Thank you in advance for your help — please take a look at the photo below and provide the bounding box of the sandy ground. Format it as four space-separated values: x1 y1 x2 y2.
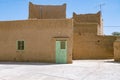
0 59 120 80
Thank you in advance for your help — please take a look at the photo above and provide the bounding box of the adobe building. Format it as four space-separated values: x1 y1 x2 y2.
73 12 116 59
0 2 119 63
0 2 73 64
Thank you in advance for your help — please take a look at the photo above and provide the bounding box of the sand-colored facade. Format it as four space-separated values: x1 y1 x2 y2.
114 37 120 61
0 19 73 63
0 2 119 63
73 34 116 59
73 12 116 59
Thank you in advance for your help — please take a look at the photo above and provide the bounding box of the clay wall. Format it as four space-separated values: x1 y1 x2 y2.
73 12 103 35
114 37 120 61
0 19 73 63
29 2 66 19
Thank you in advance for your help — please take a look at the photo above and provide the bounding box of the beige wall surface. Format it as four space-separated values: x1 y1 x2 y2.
0 19 73 63
114 37 120 61
29 2 66 19
73 34 116 59
74 23 98 35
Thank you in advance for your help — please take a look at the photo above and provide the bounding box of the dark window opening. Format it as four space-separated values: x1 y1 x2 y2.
60 41 66 49
17 41 24 50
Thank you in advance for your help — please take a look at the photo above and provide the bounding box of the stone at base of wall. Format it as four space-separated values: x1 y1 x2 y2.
114 59 120 62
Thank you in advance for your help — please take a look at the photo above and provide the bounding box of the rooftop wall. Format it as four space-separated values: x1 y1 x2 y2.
73 11 101 24
73 12 103 35
29 2 66 19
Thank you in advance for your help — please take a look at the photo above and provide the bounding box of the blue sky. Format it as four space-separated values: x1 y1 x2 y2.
0 0 120 35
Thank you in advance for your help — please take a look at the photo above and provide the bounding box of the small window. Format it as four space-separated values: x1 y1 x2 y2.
60 41 66 49
17 41 24 50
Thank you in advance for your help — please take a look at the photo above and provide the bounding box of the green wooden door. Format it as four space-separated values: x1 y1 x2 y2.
56 40 67 64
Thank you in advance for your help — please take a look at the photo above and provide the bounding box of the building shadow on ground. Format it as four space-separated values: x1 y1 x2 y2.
104 60 120 64
0 62 56 66
0 61 68 66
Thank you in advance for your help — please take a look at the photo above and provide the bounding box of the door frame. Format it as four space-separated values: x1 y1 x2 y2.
53 37 69 63
55 40 67 64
